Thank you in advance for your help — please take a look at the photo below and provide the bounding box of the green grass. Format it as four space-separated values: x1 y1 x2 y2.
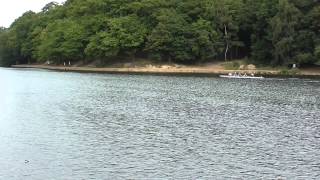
223 61 240 70
279 68 300 76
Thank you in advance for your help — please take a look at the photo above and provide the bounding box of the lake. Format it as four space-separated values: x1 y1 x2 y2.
0 68 319 179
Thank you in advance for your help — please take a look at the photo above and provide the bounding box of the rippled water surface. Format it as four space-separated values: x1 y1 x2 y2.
0 68 320 179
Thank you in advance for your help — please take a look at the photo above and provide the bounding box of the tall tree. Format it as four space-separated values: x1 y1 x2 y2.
270 0 301 65
36 19 86 63
85 15 147 61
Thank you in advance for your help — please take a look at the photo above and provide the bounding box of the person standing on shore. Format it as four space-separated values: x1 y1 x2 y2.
63 61 66 71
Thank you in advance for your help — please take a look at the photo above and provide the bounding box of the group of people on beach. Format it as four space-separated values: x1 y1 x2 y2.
62 61 71 70
63 61 71 66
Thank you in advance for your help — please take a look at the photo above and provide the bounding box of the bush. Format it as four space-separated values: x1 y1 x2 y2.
315 46 320 63
294 53 315 65
280 68 300 75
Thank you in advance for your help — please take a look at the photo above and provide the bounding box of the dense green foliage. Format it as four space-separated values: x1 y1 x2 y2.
0 0 319 67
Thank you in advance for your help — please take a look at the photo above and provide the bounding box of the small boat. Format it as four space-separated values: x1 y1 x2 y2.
219 73 264 79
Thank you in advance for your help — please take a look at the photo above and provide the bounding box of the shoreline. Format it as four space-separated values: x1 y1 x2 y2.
11 64 320 78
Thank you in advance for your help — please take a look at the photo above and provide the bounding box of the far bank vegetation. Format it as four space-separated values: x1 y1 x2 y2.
0 0 320 68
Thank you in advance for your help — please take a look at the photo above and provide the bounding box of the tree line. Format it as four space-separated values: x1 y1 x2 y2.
0 0 319 67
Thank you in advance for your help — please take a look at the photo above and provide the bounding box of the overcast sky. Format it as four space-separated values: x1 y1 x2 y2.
0 0 65 27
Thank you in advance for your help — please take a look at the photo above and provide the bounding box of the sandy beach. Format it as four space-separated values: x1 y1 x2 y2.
11 64 320 77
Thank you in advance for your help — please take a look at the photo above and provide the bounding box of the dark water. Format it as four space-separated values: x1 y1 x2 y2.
0 68 320 179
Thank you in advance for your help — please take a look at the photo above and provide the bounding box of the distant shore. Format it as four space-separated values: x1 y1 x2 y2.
11 64 320 78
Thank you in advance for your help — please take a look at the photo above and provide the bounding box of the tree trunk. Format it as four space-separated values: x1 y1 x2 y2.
224 24 229 61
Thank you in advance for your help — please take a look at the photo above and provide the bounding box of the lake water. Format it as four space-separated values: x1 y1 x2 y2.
0 68 319 179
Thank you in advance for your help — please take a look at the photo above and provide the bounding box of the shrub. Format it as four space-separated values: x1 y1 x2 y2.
280 68 300 75
294 53 315 65
315 46 320 63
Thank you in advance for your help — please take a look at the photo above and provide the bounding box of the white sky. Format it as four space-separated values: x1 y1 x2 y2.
0 0 65 27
